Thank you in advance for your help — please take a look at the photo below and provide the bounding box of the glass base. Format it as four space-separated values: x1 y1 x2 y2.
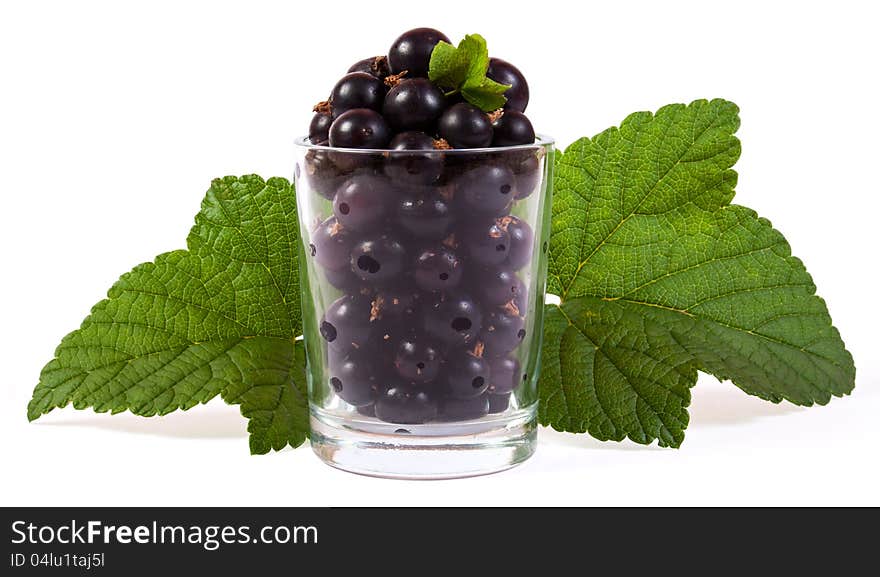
309 404 538 480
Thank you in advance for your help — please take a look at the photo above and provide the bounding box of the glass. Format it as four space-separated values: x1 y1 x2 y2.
293 135 554 479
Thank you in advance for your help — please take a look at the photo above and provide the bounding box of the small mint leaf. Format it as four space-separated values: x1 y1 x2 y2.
458 34 490 81
428 41 468 91
461 75 511 111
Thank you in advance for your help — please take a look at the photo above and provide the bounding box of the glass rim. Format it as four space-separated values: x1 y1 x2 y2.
293 134 554 155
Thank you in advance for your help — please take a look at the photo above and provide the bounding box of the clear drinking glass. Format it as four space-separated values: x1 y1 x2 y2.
293 135 554 479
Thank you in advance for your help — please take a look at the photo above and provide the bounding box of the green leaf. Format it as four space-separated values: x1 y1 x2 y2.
542 99 855 446
28 175 308 454
461 75 511 112
428 33 510 111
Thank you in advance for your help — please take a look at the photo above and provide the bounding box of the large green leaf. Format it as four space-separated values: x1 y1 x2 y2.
541 99 855 446
28 175 307 453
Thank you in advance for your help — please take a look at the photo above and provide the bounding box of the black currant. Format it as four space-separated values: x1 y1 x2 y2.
329 108 391 149
324 266 361 291
310 216 354 271
486 57 529 112
302 147 345 200
480 308 525 357
396 191 454 240
423 292 482 346
438 103 493 149
475 267 526 308
442 347 490 398
383 131 444 185
320 294 374 352
463 219 510 267
309 112 332 144
413 245 463 292
375 383 438 424
491 110 535 147
350 234 406 284
487 356 521 394
499 216 533 270
333 174 395 232
509 152 541 200
387 27 450 77
394 337 441 383
454 163 515 216
383 78 446 132
328 350 379 406
487 392 511 414
348 56 390 79
437 395 489 421
330 72 386 116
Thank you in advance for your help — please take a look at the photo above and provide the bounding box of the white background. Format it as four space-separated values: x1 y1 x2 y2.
1 0 878 506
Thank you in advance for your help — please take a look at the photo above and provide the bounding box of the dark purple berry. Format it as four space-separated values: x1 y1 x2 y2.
333 175 395 232
394 337 441 383
423 292 482 346
383 131 444 185
442 347 490 398
487 356 521 394
463 219 510 267
321 294 374 351
487 392 511 413
383 79 446 132
476 267 526 307
302 148 345 200
330 72 386 116
510 152 541 200
375 383 438 424
491 110 535 146
387 27 450 77
438 103 493 149
414 245 463 292
397 191 453 240
370 286 418 321
328 350 379 406
311 216 354 271
309 113 333 144
499 216 533 270
486 58 529 112
437 395 489 421
454 163 515 216
350 234 406 283
324 266 362 291
480 308 525 357
329 108 391 149
348 56 389 79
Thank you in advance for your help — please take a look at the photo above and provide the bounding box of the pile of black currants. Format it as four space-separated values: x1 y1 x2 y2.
301 28 541 425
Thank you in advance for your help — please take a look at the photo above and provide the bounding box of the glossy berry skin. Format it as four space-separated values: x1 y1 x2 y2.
487 356 521 394
370 286 418 321
329 108 391 149
423 292 482 346
510 153 541 200
383 79 446 132
491 110 535 146
320 294 374 352
414 245 463 292
455 164 515 216
333 175 394 232
328 351 378 406
463 219 510 267
397 191 453 240
310 216 353 271
438 103 493 149
394 337 441 383
501 216 533 270
348 56 389 78
442 348 490 398
487 392 511 414
480 309 526 357
350 234 406 284
309 113 332 144
383 131 444 185
375 383 438 424
302 148 345 200
476 267 526 308
437 395 489 421
330 72 386 116
387 27 450 77
486 57 529 112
